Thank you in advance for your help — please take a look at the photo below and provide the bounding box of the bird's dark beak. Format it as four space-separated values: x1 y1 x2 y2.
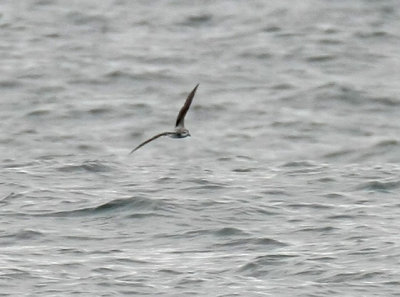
188 133 191 137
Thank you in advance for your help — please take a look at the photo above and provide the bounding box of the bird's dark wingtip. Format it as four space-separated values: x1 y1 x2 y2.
190 83 199 96
190 84 199 92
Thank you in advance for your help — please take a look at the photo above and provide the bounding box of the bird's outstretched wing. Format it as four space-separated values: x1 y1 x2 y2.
175 84 199 128
129 132 175 154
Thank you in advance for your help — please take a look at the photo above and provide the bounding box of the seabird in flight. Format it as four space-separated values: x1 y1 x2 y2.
129 84 199 154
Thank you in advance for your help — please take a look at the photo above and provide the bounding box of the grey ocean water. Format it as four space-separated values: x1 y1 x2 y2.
1 0 400 296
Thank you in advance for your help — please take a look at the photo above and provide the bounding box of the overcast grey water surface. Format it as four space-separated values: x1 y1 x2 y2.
1 0 400 296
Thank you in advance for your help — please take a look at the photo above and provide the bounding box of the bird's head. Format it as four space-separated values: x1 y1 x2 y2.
181 129 190 137
175 127 191 138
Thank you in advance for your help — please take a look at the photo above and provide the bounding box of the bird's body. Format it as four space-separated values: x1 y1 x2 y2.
129 84 199 154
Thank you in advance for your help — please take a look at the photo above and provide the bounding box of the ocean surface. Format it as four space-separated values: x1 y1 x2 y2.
1 0 400 296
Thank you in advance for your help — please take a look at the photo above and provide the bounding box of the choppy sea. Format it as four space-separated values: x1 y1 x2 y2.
1 0 400 296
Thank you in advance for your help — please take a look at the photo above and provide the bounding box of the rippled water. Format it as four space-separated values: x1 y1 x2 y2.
1 0 400 296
